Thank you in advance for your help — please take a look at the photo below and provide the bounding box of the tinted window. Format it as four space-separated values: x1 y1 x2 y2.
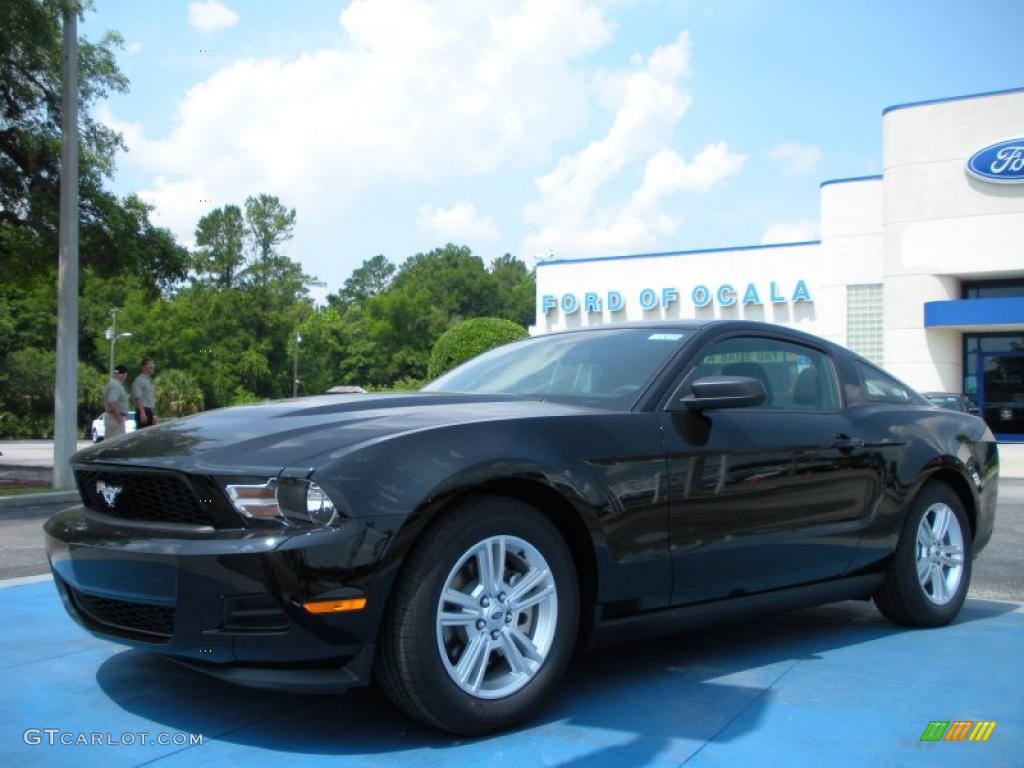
425 328 692 405
855 361 915 404
688 336 839 410
962 279 1024 300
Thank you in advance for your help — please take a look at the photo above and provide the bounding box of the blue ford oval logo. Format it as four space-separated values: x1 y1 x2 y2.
966 138 1024 184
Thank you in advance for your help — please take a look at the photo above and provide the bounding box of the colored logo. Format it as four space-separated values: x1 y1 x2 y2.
966 138 1024 184
96 480 123 508
920 720 997 742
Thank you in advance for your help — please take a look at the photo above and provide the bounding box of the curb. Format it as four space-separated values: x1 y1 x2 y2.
0 574 52 588
0 491 79 510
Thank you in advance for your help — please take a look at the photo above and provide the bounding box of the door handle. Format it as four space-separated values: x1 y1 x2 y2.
831 434 865 450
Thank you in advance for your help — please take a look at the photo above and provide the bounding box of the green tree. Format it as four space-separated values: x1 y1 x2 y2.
326 254 395 310
156 369 204 417
489 253 536 326
193 205 246 289
293 307 347 395
390 244 500 320
244 193 296 287
331 288 448 386
77 362 106 424
0 0 187 290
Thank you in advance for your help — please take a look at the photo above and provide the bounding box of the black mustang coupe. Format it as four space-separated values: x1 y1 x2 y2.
45 321 998 734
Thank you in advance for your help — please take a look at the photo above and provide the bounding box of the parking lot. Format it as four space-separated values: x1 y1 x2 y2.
1 579 1020 767
1 444 1022 766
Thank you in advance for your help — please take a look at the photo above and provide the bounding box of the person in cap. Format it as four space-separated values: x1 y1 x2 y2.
103 364 131 439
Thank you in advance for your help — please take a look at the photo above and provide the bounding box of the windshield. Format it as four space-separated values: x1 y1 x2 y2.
423 328 693 406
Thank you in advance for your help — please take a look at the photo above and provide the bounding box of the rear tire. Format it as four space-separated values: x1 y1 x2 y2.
874 483 971 627
375 496 579 735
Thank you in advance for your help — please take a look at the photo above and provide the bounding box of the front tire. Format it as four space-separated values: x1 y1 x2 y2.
874 483 972 627
375 496 579 735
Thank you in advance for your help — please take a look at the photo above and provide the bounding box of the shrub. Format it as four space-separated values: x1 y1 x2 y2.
427 318 527 380
364 377 424 393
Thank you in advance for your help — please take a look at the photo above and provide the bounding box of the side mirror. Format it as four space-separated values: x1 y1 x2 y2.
677 376 766 411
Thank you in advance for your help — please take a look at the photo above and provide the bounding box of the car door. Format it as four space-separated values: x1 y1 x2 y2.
658 332 881 605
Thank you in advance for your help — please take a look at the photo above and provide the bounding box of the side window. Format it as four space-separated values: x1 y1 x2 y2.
854 361 913 404
690 336 839 411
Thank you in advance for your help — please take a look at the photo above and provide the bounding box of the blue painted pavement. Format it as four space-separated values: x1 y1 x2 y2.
1 579 1021 767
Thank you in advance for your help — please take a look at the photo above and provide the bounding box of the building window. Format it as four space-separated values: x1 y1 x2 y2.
846 284 883 364
962 279 1024 300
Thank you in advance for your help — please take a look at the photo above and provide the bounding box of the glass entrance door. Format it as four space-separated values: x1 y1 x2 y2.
980 352 1024 439
964 333 1024 441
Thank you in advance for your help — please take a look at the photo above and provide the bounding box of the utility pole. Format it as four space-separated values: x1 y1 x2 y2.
107 308 118 377
105 308 132 377
292 332 302 397
53 1 79 490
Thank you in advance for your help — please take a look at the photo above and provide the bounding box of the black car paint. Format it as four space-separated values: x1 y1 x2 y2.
44 320 998 692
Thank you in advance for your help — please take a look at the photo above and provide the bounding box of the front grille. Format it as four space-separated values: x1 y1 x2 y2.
76 469 214 526
69 586 174 643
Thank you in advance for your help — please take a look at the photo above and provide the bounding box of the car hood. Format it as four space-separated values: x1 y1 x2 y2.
73 393 596 474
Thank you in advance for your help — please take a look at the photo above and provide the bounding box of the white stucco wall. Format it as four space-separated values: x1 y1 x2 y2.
818 178 885 347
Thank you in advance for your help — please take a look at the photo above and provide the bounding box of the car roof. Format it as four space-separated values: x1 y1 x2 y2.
540 319 845 350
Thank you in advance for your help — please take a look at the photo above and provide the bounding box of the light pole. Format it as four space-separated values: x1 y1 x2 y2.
106 308 132 377
293 332 302 397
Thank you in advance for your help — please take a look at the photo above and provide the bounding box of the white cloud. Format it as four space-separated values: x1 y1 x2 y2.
125 42 143 55
107 0 612 257
418 202 499 242
760 219 820 244
188 1 239 31
106 3 752 283
522 31 745 260
631 143 747 210
768 142 822 174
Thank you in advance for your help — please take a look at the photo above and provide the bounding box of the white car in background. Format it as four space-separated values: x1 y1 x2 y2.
90 411 137 442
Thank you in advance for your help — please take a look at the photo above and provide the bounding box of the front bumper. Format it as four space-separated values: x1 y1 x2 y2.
44 505 402 693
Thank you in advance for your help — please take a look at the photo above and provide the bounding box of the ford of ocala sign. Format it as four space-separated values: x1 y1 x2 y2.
966 138 1024 184
541 280 812 316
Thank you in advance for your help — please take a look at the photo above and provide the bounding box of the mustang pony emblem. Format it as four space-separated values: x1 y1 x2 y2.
96 481 123 508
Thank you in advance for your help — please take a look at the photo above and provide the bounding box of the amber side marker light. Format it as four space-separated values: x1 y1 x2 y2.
302 597 367 614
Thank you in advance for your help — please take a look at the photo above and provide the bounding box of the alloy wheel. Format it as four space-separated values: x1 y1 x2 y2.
435 534 558 699
915 502 965 605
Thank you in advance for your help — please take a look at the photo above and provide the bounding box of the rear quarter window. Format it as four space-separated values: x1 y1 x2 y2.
853 361 921 405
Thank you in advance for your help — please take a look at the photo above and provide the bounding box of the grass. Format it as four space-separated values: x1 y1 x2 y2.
0 485 54 497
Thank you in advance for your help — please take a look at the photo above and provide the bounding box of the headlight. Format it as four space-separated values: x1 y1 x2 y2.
303 482 337 526
225 478 339 527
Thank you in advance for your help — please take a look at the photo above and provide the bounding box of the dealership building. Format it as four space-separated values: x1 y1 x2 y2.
534 87 1024 441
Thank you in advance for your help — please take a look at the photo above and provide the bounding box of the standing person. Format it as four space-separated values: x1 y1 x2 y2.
103 364 131 439
132 356 157 428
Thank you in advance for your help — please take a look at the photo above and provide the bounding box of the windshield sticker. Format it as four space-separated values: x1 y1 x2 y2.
648 333 684 341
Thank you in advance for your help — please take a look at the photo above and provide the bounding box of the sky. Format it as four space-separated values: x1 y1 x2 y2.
81 0 1024 302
